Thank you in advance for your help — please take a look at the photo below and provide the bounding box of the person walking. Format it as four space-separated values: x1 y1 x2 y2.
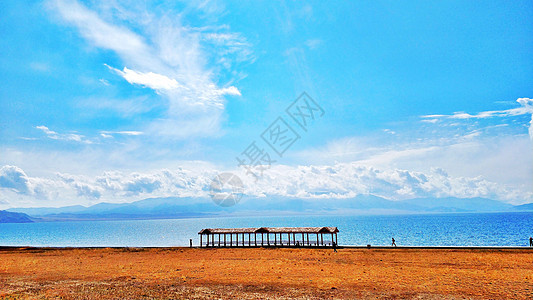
332 241 338 252
529 237 533 247
392 237 397 247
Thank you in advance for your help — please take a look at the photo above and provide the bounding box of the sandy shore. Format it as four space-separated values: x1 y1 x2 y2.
1 247 532 299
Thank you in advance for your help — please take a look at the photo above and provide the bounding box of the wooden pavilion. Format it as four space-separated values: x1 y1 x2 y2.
198 227 339 248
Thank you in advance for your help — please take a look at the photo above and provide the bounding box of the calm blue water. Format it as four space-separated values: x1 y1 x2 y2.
0 212 532 247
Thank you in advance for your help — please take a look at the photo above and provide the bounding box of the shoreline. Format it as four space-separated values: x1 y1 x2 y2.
2 245 533 250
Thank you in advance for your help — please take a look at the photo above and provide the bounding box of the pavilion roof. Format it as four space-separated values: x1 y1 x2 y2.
198 227 339 234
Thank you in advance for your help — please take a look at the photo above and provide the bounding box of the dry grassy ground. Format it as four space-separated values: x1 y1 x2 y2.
0 247 532 299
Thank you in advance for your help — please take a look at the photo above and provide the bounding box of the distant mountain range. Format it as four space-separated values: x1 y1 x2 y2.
3 195 532 223
0 210 34 223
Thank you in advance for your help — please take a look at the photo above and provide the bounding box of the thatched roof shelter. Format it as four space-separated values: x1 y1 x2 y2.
198 227 339 248
198 227 338 234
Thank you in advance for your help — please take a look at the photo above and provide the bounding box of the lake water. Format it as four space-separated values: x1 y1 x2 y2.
1 212 532 247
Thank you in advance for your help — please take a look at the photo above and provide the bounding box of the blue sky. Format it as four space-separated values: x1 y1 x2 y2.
0 0 532 208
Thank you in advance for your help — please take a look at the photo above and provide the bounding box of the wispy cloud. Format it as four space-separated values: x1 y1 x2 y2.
100 130 144 138
422 98 533 120
47 0 150 62
77 95 158 118
35 126 143 144
305 39 322 50
421 98 533 140
35 125 90 143
47 0 251 138
202 31 255 66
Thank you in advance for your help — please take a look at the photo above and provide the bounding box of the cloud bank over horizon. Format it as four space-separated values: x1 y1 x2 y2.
1 162 530 209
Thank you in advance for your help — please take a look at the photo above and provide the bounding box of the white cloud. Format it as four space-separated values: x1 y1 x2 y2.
216 86 241 96
294 121 532 194
35 125 89 143
47 0 152 64
100 130 144 137
202 32 255 64
0 165 32 194
305 39 322 50
421 98 533 140
106 65 181 91
99 78 110 86
57 173 102 199
242 163 532 203
1 161 531 209
421 98 533 120
47 0 249 138
34 126 143 145
0 166 53 201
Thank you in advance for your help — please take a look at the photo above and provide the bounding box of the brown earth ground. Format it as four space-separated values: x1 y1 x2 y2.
0 247 532 299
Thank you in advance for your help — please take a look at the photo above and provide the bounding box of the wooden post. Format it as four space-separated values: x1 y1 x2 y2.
316 233 319 246
274 233 277 246
248 233 251 247
306 233 309 246
331 233 334 246
236 233 239 247
267 233 270 246
230 234 232 247
261 233 264 246
288 232 291 246
242 233 244 246
335 233 338 245
200 234 202 248
224 234 226 247
302 233 304 246
321 233 324 246
254 233 257 246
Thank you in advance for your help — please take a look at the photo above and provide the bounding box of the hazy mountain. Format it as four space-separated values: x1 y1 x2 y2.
6 195 529 222
10 197 222 221
401 197 514 212
0 210 34 223
7 205 87 216
513 203 533 211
